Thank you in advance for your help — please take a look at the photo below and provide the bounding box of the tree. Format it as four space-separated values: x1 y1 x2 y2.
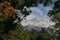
48 0 60 40
29 28 54 40
0 1 30 40
0 0 56 40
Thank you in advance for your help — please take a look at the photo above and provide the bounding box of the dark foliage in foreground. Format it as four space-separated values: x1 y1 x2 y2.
0 0 60 40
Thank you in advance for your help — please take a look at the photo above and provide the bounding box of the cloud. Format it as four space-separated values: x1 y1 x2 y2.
30 7 47 18
21 14 55 28
30 4 53 18
30 7 43 16
21 4 55 30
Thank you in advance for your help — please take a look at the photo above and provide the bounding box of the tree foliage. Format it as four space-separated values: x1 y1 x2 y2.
0 1 30 40
48 0 60 40
0 0 60 40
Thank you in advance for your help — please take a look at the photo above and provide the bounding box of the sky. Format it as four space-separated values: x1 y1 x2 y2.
30 4 53 18
21 3 56 29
